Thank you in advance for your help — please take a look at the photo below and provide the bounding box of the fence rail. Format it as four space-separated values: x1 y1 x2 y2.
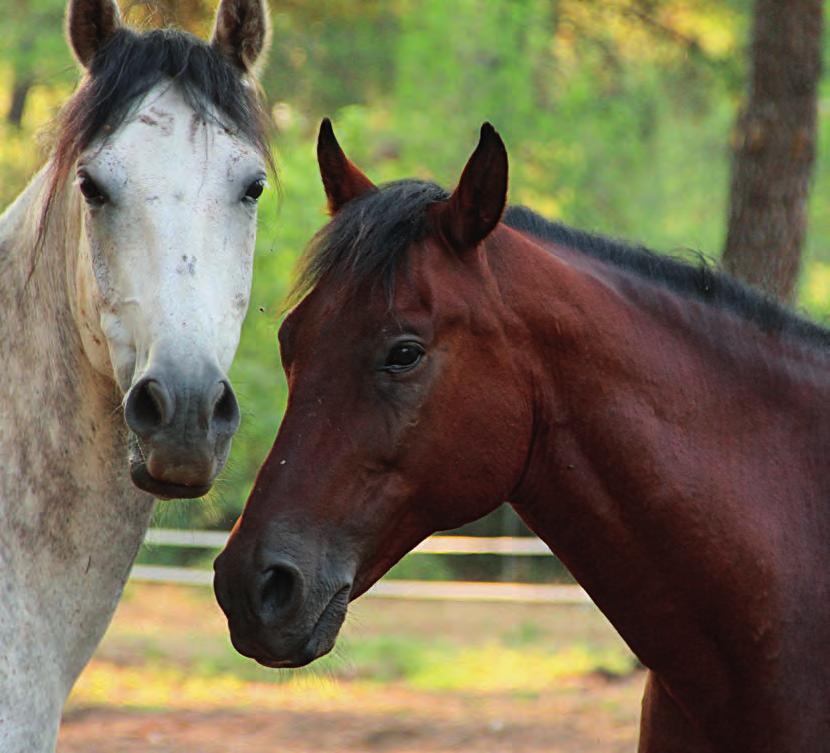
133 528 592 605
143 528 552 555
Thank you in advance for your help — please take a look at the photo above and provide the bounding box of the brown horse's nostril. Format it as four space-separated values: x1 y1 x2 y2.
258 562 304 623
124 377 174 437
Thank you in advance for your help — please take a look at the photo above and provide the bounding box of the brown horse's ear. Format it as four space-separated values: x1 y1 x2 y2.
438 123 508 252
317 118 376 214
66 0 121 69
211 0 271 74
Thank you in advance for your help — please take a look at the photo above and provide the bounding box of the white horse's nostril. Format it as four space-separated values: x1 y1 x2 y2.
124 377 176 438
146 380 174 425
209 379 240 434
208 380 226 413
125 377 175 436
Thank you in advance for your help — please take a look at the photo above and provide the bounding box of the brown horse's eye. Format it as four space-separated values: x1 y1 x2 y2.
383 342 424 373
78 172 108 205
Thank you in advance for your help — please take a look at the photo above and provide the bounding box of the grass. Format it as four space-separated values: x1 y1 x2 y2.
66 583 637 712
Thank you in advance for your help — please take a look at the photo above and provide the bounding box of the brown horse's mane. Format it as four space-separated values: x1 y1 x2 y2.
292 180 449 305
293 179 830 350
39 26 273 242
504 204 830 349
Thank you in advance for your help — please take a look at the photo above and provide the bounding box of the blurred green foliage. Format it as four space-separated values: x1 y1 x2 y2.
2 1 829 560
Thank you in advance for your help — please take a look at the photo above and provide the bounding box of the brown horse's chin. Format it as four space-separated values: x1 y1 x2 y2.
229 585 350 669
129 461 212 500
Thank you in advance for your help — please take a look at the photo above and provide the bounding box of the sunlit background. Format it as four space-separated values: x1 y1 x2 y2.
2 1 829 750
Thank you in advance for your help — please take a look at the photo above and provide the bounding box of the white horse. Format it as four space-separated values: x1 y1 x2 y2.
0 0 271 749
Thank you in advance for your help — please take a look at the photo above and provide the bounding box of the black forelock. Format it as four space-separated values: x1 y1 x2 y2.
290 180 449 303
81 27 269 155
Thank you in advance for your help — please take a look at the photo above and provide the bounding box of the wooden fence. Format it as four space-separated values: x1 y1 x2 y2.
132 529 592 605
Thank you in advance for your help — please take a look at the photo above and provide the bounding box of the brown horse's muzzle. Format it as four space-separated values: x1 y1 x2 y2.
213 528 354 667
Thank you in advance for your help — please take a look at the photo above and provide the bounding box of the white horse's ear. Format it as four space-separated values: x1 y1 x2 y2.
211 0 271 75
66 0 121 70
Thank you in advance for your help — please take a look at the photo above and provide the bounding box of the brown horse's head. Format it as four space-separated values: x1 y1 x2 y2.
214 121 533 667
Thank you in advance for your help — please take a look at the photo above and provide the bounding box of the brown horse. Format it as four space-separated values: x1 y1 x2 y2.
214 120 830 752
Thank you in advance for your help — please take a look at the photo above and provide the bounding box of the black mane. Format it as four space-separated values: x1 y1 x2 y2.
41 26 272 235
294 179 829 349
293 180 449 302
504 205 830 348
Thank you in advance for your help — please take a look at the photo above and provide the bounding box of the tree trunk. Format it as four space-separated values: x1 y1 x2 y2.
722 0 823 303
6 75 33 129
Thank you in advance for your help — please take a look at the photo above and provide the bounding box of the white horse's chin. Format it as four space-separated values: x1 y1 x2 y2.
126 433 218 500
129 461 213 499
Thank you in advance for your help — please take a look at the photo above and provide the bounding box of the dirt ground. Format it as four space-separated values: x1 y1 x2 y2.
59 675 644 753
57 584 645 752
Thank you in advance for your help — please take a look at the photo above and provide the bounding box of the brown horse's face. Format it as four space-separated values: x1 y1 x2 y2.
214 122 531 667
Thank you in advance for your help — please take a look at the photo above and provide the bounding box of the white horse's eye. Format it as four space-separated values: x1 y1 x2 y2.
78 172 109 206
243 178 265 203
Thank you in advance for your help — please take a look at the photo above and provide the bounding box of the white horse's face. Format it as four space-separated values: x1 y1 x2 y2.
56 0 271 500
75 84 265 498
77 84 263 388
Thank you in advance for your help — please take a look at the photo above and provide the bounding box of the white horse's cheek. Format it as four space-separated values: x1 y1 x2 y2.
85 229 119 306
210 223 256 372
212 280 249 372
76 249 133 389
78 317 112 379
75 236 120 381
215 311 246 372
99 311 137 391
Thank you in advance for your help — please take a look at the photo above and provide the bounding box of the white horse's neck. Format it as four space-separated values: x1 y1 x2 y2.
0 170 155 752
0 0 273 743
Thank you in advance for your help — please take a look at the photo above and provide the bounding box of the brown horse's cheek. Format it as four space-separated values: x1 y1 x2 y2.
403 376 527 530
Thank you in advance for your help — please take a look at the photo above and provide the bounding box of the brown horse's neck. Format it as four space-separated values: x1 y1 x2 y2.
499 228 830 732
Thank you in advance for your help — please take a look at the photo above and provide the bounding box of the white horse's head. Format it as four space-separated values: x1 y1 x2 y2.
49 0 272 498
